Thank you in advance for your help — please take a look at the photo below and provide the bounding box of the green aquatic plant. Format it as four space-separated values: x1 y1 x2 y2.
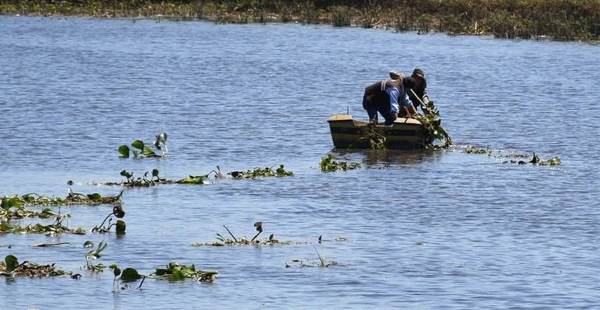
414 100 452 149
0 254 72 277
102 169 164 187
285 235 345 268
352 122 387 150
228 165 294 179
504 152 561 166
176 174 211 184
109 265 145 291
209 166 225 179
285 246 339 268
534 156 561 166
92 205 126 235
97 165 293 187
319 154 361 172
0 207 85 235
194 222 283 246
465 146 492 155
65 188 124 205
109 261 217 289
314 246 328 267
84 240 108 272
118 133 168 158
1 196 55 220
1 190 123 208
152 262 218 282
463 146 561 166
0 221 79 235
104 169 210 186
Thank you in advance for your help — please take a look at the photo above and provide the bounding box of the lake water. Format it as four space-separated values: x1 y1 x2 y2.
1 16 600 309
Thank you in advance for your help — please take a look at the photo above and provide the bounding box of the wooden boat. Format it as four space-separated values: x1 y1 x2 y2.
327 114 427 150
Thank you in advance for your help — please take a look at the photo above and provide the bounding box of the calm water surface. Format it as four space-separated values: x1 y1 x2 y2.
1 16 600 309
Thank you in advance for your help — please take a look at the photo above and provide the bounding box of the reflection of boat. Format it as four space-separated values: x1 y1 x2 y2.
327 114 427 150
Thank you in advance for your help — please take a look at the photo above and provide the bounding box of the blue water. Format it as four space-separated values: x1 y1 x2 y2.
1 16 600 309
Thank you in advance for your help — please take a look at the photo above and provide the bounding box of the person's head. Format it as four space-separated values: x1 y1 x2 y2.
411 68 426 86
403 76 416 89
389 70 404 81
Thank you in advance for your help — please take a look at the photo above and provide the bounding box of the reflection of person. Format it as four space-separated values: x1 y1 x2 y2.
407 68 430 114
362 72 416 125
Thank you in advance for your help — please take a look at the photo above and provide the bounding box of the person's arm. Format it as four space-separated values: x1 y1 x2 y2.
385 87 400 114
419 87 431 114
400 87 417 117
421 88 430 105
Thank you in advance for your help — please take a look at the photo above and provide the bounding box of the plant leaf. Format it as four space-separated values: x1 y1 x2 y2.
143 146 156 156
87 193 102 200
120 268 141 282
131 140 145 151
118 145 130 158
116 220 126 235
4 255 19 272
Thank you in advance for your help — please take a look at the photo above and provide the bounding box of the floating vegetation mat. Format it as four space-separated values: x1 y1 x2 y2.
150 262 218 283
320 154 361 172
0 255 72 277
229 165 294 179
0 220 86 235
193 223 290 246
97 165 294 188
1 203 125 235
1 189 123 208
193 233 287 247
461 145 561 166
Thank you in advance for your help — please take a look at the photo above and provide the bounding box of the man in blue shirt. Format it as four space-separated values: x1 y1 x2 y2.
362 73 416 125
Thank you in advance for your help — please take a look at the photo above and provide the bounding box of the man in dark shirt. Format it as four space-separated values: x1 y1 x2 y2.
406 68 430 115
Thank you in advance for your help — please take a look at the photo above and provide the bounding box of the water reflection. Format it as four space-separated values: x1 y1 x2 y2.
332 148 445 167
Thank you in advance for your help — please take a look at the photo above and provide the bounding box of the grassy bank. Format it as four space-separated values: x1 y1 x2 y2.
1 0 599 41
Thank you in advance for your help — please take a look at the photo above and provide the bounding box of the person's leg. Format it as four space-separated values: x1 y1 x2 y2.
366 108 378 122
381 110 398 126
362 95 378 123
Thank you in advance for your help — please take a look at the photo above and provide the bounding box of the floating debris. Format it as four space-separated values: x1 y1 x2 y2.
285 246 339 268
0 254 72 277
229 165 294 179
151 262 218 282
1 189 123 208
319 154 361 171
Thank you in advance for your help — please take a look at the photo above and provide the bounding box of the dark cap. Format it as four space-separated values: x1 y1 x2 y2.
412 68 425 79
403 76 416 89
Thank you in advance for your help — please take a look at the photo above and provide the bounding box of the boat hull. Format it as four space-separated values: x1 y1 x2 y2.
327 114 426 150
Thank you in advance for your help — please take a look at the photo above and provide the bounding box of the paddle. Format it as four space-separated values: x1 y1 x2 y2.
409 88 427 115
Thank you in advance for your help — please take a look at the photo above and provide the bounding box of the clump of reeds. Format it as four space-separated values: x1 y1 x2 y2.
1 0 598 41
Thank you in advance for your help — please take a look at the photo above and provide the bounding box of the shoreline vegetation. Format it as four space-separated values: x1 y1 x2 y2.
1 0 599 42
